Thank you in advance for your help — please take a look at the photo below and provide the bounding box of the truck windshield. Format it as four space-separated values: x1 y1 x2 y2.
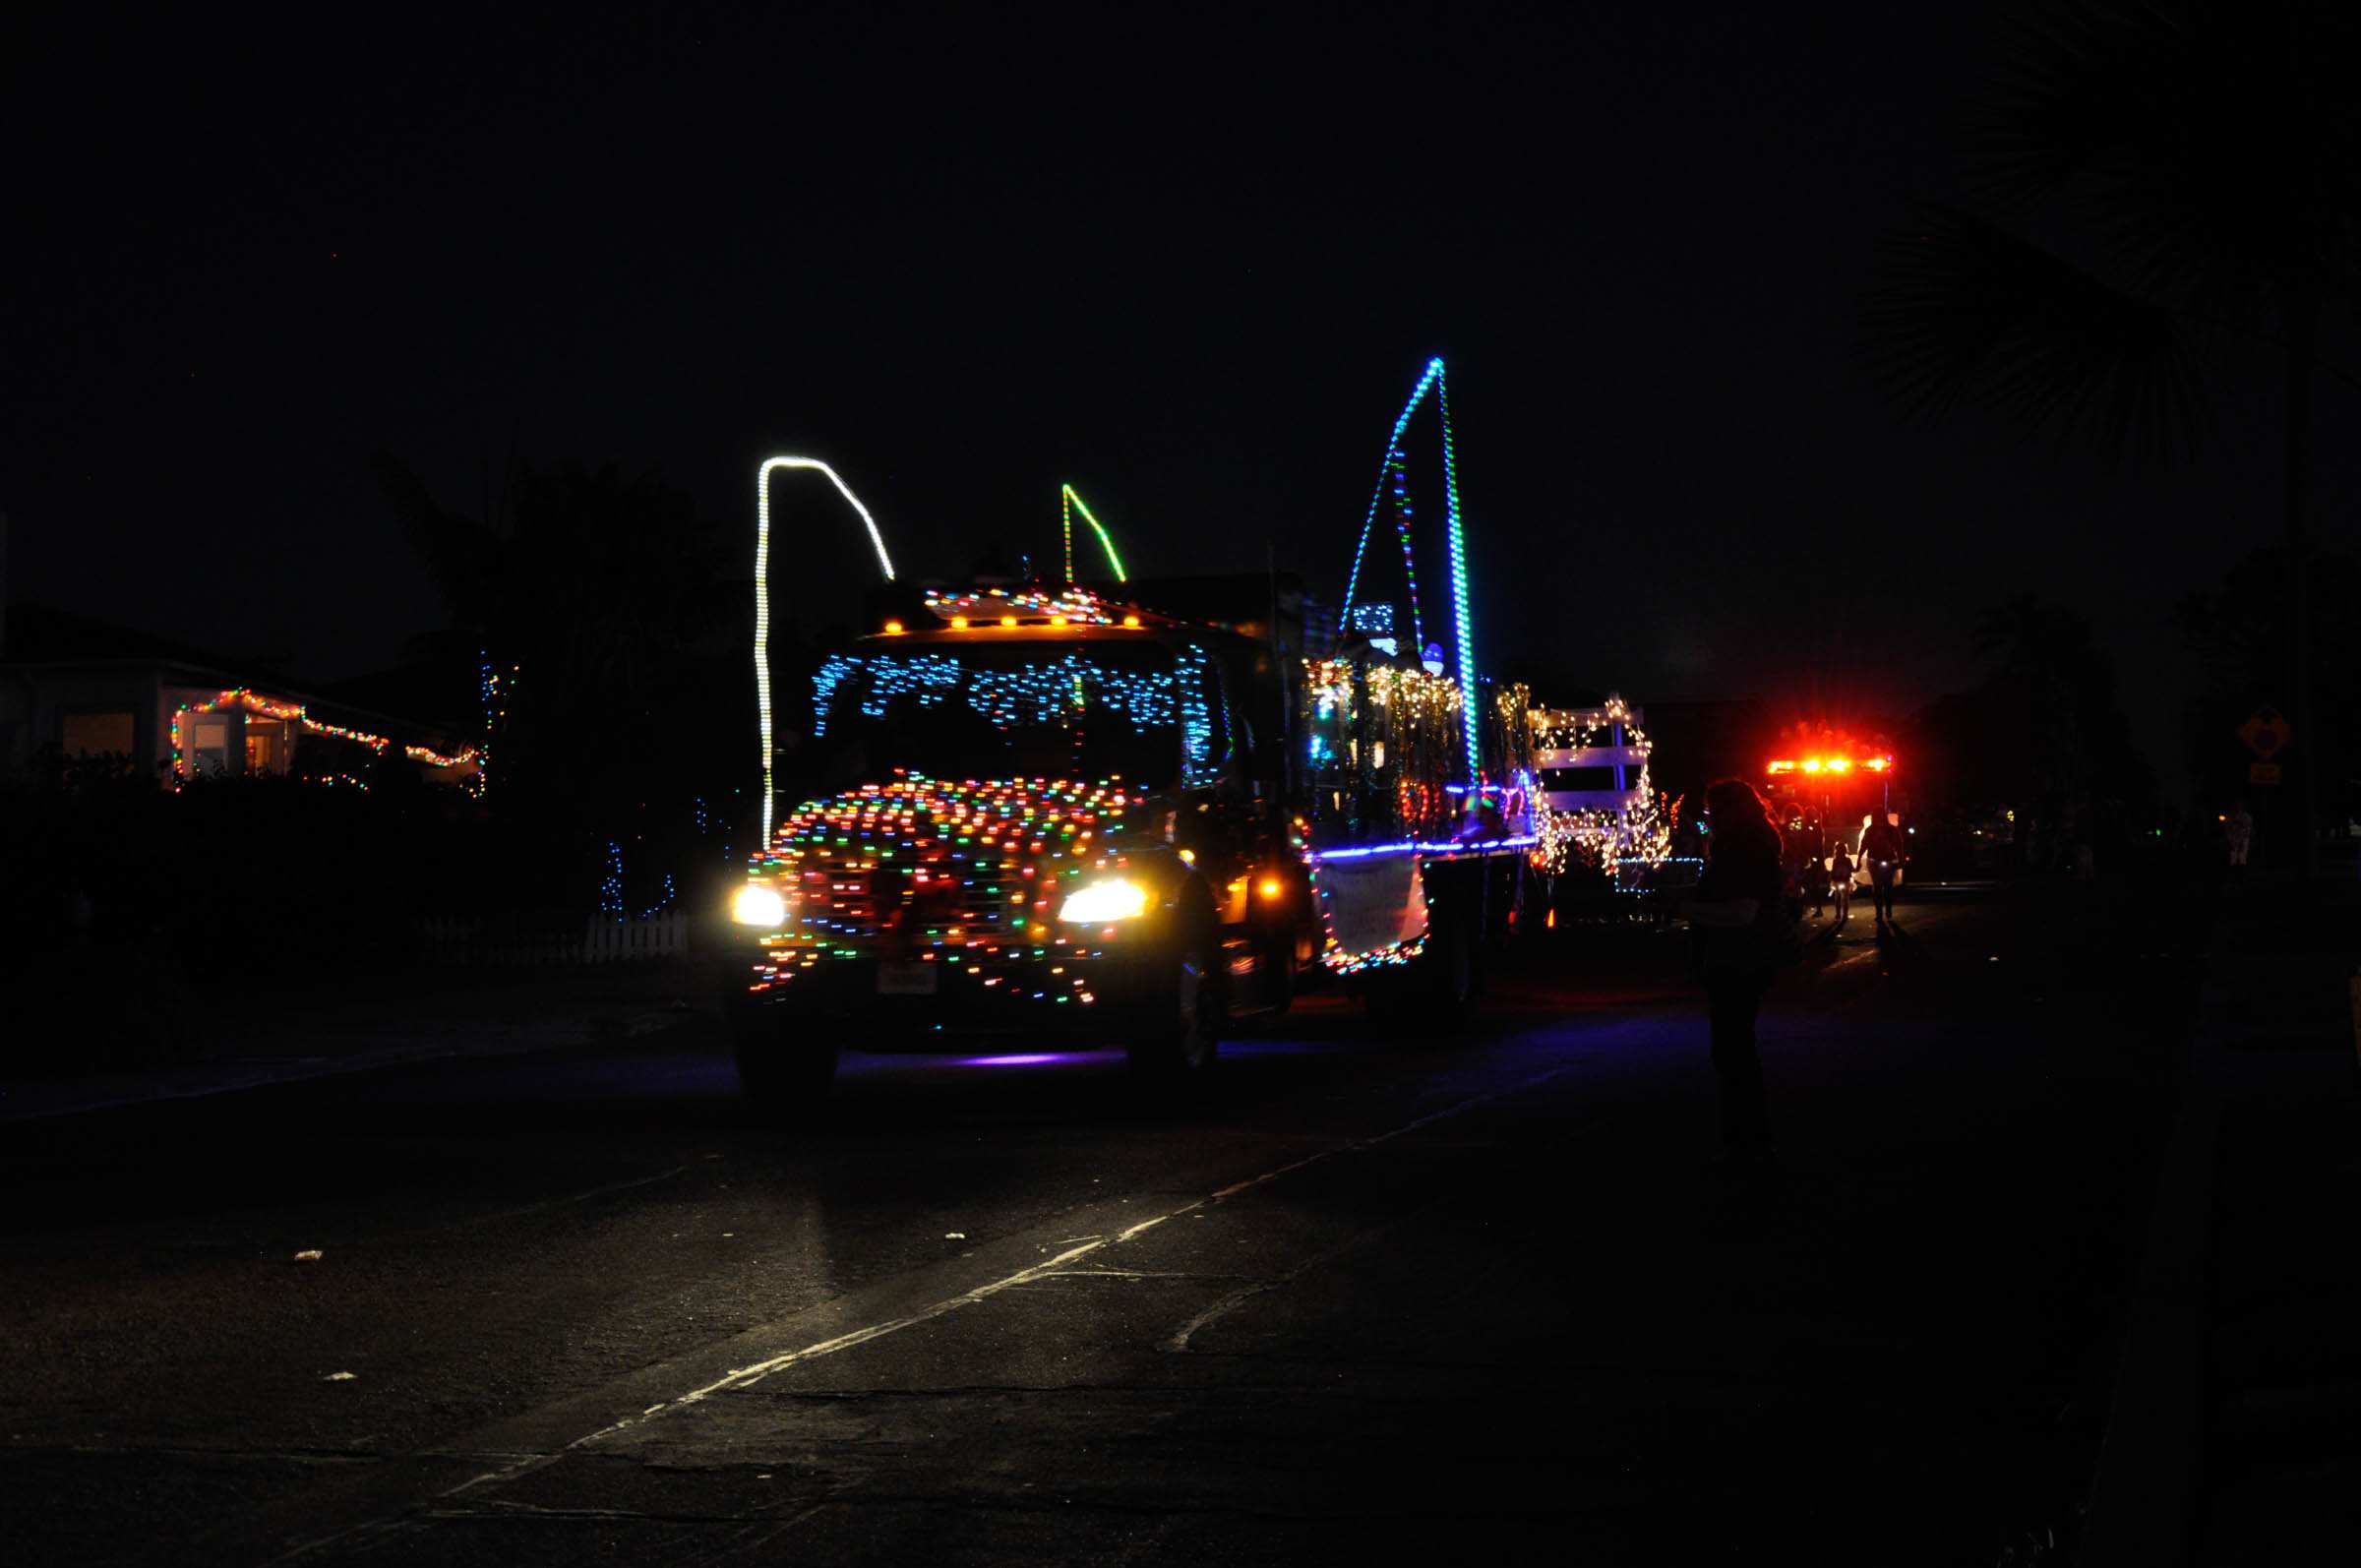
805 639 1222 789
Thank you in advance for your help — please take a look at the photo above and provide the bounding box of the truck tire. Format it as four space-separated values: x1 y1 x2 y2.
1261 937 1296 1016
1127 939 1222 1082
1423 901 1479 1027
733 1016 837 1118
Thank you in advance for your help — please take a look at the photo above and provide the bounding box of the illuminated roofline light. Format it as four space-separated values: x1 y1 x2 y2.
1059 484 1128 582
168 687 480 783
757 455 898 844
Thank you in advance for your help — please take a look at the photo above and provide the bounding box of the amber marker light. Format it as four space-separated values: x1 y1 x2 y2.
1000 615 1018 628
950 616 968 629
883 619 904 634
1258 877 1284 900
1121 614 1141 628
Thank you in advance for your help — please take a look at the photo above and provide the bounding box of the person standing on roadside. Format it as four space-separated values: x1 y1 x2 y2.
2223 800 2254 871
1683 778 1786 1171
1861 809 1906 930
1828 840 1855 927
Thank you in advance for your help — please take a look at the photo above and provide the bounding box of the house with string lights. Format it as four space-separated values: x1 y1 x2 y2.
0 604 480 790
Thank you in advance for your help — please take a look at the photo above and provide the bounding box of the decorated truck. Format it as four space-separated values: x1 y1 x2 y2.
725 359 1536 1108
722 577 1536 1107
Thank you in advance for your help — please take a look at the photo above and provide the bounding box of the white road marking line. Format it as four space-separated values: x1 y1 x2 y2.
1166 1115 1603 1353
269 1061 1579 1561
1038 1267 1262 1281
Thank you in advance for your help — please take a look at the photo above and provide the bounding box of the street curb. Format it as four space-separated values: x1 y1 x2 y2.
2078 888 2323 1567
0 1007 714 1126
2078 1042 2216 1568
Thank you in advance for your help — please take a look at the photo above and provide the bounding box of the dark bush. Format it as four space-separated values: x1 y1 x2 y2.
0 755 495 1073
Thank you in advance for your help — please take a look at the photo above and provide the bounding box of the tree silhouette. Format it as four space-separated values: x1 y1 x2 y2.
2174 545 2361 824
374 452 743 908
1905 596 2153 870
1865 0 2361 866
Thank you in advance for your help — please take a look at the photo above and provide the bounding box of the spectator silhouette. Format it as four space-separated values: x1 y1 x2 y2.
1683 778 1785 1174
1862 811 1906 929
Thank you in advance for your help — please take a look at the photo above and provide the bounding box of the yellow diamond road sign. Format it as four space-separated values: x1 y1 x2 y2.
2238 709 2291 758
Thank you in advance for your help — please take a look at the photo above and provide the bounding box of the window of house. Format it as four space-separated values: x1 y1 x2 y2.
245 719 288 774
183 717 231 775
63 711 136 757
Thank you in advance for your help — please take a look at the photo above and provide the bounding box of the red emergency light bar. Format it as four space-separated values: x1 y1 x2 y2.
1766 755 1892 776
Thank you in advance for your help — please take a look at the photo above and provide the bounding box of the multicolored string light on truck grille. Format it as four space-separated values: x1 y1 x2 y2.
748 773 1148 1007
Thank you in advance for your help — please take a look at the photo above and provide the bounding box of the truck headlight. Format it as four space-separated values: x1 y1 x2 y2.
732 881 790 928
1058 877 1150 924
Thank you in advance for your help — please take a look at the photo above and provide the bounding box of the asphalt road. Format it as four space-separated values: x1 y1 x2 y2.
1 888 2168 1566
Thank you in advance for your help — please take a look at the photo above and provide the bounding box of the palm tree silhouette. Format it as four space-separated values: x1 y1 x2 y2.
1864 1 2361 869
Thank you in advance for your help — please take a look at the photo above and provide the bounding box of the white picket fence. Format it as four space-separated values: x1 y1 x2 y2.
422 911 691 966
581 911 690 963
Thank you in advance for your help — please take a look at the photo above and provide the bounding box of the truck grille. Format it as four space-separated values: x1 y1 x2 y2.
794 847 1014 947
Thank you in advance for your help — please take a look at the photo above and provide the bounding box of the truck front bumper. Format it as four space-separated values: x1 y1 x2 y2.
725 949 1172 1051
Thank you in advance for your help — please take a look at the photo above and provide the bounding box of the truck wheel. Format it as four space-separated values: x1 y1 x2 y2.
1127 941 1221 1081
733 1019 837 1118
1423 905 1479 1027
1261 939 1296 1016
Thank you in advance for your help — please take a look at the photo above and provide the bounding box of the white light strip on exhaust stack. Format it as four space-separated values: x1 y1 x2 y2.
756 456 898 845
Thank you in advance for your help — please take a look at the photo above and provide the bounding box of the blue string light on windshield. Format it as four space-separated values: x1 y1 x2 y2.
812 645 1226 786
1175 643 1217 787
813 649 1188 737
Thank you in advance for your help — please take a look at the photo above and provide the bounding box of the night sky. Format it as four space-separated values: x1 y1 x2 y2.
9 2 2350 801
